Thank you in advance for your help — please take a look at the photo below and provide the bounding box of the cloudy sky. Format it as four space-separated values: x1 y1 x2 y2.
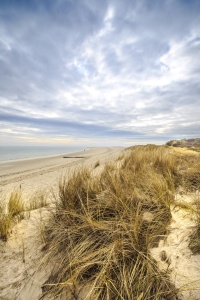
0 0 200 146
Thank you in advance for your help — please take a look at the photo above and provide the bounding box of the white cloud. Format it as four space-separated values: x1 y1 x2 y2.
159 35 200 83
0 0 199 145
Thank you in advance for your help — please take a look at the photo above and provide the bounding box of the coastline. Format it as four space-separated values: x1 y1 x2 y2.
0 145 200 300
0 146 124 299
0 145 86 163
0 147 124 201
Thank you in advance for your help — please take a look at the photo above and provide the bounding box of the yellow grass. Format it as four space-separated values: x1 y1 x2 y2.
28 191 48 210
189 198 200 254
0 190 25 241
41 145 181 299
1 144 199 298
0 189 50 241
94 160 100 168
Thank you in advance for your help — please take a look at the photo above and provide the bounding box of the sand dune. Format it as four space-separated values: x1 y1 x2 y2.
0 146 200 300
0 147 123 300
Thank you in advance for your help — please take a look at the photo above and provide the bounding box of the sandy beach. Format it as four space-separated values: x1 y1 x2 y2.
0 147 123 200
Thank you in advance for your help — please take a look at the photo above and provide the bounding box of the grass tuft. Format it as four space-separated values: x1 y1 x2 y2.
189 199 200 254
41 145 180 299
8 190 25 219
29 192 48 210
94 160 100 168
0 210 12 242
0 190 25 241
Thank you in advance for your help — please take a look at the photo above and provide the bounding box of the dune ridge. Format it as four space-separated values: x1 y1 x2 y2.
0 145 200 300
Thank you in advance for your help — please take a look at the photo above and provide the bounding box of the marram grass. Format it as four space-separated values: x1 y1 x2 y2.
0 190 25 241
0 189 51 242
41 145 181 299
1 145 199 298
189 198 200 254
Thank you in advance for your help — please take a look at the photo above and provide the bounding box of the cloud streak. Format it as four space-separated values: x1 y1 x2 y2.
0 0 200 145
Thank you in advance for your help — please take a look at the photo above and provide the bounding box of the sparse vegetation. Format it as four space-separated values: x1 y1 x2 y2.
189 226 200 254
166 138 200 149
189 199 200 254
0 190 25 241
29 192 48 210
0 188 51 241
8 190 25 219
0 206 12 242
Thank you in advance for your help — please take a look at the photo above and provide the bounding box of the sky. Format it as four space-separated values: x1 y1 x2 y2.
0 0 200 147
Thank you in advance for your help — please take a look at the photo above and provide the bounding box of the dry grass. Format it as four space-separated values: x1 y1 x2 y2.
189 198 200 254
0 189 49 241
94 160 100 168
2 145 199 297
8 190 25 218
173 150 200 191
0 204 12 242
29 192 48 210
189 225 200 254
0 190 25 241
41 145 181 299
172 149 200 254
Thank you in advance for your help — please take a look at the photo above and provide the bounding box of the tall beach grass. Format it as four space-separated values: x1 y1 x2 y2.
0 190 25 241
41 145 183 299
1 144 199 299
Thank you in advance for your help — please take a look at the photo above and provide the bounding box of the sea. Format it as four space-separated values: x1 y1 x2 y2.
0 145 85 162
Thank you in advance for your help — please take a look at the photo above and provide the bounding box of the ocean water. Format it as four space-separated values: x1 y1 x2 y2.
0 145 85 162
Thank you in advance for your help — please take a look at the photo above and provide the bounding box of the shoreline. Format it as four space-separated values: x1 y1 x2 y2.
0 145 200 300
0 147 89 165
0 147 124 200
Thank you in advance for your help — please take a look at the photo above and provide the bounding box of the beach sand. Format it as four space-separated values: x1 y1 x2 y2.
0 147 123 200
0 147 124 300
